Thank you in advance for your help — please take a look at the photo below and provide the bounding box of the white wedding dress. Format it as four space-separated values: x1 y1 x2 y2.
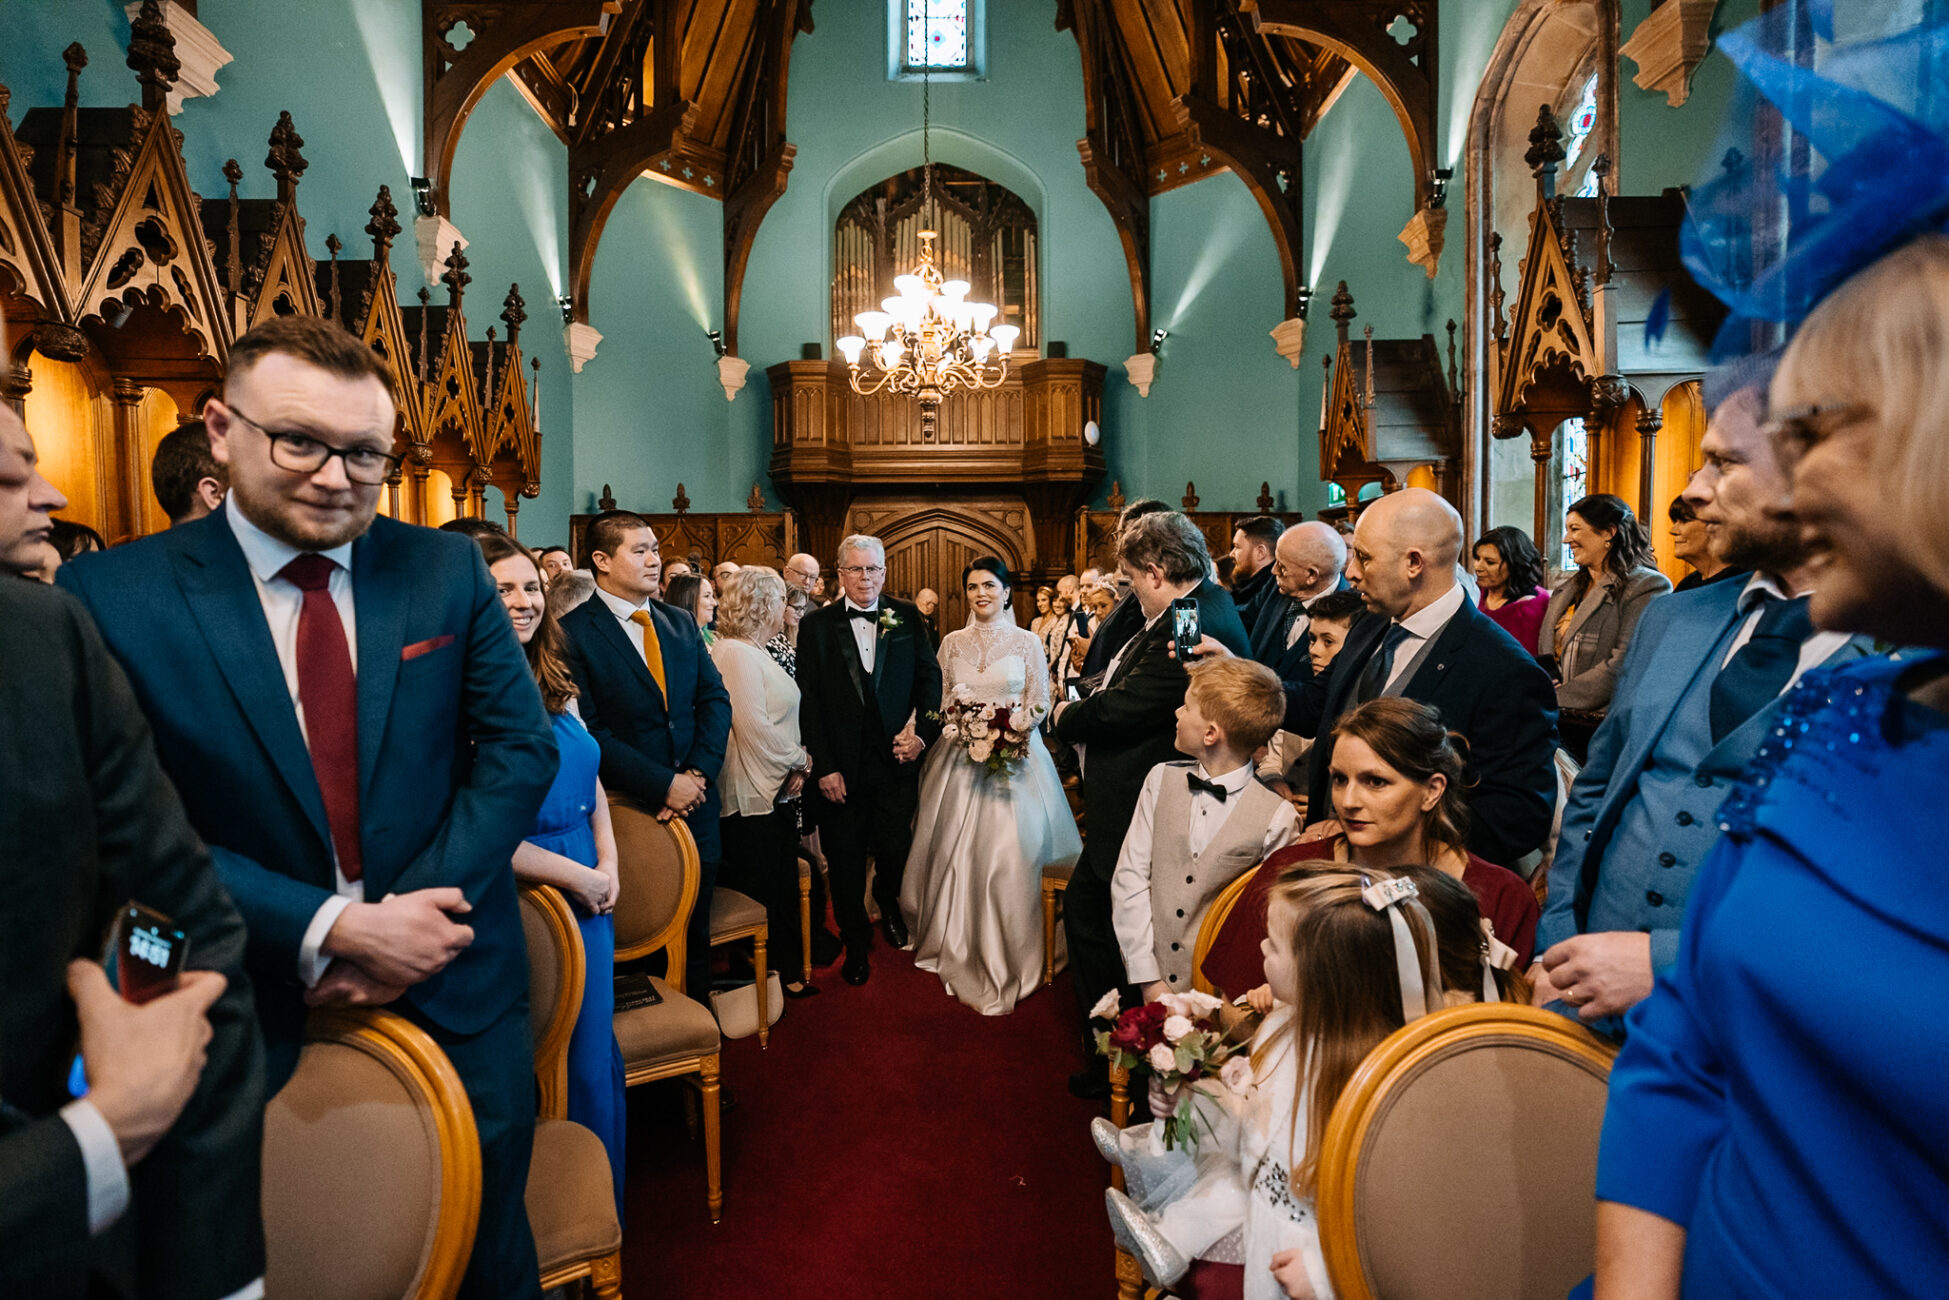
900 618 1082 1015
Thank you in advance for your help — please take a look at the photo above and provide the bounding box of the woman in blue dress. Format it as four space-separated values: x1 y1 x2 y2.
476 532 627 1214
1593 233 1949 1293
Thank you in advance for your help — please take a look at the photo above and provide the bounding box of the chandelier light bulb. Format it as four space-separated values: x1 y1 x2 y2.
941 279 970 300
972 303 998 332
854 310 892 341
990 324 1020 354
837 336 865 366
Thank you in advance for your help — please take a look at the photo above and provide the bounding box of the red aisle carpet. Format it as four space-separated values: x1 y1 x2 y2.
620 943 1116 1299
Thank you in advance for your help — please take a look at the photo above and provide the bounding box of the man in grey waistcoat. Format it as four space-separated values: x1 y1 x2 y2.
1533 365 1876 1036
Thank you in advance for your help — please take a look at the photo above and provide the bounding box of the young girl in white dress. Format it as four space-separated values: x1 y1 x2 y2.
899 557 1083 1015
1095 864 1524 1299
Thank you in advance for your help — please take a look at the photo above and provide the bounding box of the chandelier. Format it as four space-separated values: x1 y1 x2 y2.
835 9 1016 439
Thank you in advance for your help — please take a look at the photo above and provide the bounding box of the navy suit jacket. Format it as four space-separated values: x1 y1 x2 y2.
559 594 732 861
1306 593 1560 867
60 512 557 1075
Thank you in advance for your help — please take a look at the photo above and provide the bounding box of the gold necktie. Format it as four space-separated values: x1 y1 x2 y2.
628 610 668 698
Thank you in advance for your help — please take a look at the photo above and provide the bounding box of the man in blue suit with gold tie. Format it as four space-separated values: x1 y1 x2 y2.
61 316 557 1299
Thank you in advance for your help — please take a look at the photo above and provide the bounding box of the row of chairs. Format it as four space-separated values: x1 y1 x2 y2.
1102 869 1617 1300
256 797 755 1298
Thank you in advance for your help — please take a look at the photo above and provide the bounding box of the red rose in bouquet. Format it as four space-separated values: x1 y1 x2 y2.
1105 1000 1171 1055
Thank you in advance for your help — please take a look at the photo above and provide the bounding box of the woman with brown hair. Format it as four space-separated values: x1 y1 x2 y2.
1538 493 1671 712
1199 697 1538 1002
473 531 626 1212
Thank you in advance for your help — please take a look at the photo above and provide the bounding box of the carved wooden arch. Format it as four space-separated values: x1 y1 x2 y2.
1060 0 1152 355
1172 95 1306 320
872 505 1029 571
722 0 813 354
565 99 698 324
0 95 74 328
1250 1 1441 214
421 1 620 216
1494 190 1602 440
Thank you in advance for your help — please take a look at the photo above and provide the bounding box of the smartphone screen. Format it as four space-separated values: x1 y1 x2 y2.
110 903 188 1006
1171 596 1202 662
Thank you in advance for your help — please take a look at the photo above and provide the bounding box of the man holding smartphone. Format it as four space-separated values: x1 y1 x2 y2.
1051 511 1248 1098
2 384 264 1299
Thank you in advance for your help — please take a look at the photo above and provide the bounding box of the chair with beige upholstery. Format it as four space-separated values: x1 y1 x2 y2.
1040 862 1072 986
609 796 726 1222
262 1009 480 1300
518 883 624 1298
1316 1003 1618 1300
708 884 771 1047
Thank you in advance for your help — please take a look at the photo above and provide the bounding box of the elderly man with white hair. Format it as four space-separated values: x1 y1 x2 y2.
1305 488 1560 869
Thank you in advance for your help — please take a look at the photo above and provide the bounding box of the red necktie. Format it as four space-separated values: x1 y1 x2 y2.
280 554 363 882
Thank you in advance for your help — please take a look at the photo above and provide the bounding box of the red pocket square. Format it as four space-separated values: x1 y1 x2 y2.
401 635 456 661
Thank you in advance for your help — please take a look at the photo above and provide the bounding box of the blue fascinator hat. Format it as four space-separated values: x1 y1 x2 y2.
1683 3 1949 361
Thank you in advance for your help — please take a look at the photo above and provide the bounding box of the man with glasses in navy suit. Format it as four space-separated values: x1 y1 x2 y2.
61 315 557 1300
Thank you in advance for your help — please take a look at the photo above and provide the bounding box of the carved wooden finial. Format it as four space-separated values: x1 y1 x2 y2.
62 42 87 96
747 484 765 512
1330 280 1356 344
366 184 401 258
1107 480 1126 513
1526 104 1565 198
1181 481 1199 510
482 327 499 411
500 283 527 346
266 111 308 201
1592 154 1616 286
1446 319 1459 396
1257 482 1275 513
1488 232 1508 344
58 44 87 208
441 244 470 313
672 484 691 514
324 233 343 325
126 0 180 115
416 286 432 385
221 159 243 298
598 484 617 511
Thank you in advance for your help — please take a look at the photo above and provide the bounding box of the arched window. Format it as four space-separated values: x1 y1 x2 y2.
833 164 1038 350
1554 417 1589 570
1563 75 1603 198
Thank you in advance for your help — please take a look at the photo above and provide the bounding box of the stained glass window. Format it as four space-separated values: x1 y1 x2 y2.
1558 418 1589 570
907 0 968 69
1563 75 1599 169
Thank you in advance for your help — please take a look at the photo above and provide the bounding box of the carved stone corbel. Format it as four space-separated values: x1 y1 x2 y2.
1621 0 1720 109
1398 205 1447 280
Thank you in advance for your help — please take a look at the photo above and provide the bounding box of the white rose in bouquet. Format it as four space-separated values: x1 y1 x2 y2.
969 738 994 763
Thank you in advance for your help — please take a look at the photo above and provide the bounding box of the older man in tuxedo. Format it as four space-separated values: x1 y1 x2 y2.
1305 489 1559 869
559 510 731 998
796 535 943 985
2 386 264 1300
1533 375 1874 1034
61 315 557 1300
1053 511 1249 1096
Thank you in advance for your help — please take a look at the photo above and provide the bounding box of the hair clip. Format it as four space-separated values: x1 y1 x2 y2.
1361 876 1419 912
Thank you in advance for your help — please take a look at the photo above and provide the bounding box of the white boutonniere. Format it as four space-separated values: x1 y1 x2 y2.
878 608 901 632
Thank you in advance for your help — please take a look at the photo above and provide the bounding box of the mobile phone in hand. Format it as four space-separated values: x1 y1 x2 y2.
1171 596 1202 662
109 902 188 1006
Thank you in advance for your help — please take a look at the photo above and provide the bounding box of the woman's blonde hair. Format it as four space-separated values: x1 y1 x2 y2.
718 564 786 641
1261 864 1441 1197
1775 233 1949 593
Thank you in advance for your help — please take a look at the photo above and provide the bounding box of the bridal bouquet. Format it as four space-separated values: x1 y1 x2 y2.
1092 989 1255 1152
934 684 1041 775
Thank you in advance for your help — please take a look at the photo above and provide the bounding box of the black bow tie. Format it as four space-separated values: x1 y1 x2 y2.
846 607 881 622
1186 772 1230 802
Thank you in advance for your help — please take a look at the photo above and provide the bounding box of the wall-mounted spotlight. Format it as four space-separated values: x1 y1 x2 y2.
707 329 727 358
557 294 574 325
1150 328 1169 354
1429 167 1453 210
409 177 436 218
1296 285 1314 320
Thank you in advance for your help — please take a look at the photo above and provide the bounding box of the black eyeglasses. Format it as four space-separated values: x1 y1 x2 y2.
1762 401 1872 464
225 404 400 485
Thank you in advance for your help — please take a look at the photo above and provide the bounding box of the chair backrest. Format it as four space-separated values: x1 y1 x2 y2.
263 1009 482 1300
609 796 700 977
1191 861 1261 994
519 883 586 1121
1316 1004 1617 1300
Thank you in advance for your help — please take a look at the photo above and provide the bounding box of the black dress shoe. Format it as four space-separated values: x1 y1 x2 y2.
810 928 844 966
1068 1066 1111 1101
842 948 871 986
880 913 911 949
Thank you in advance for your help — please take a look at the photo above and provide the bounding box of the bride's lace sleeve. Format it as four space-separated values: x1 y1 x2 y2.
937 627 959 712
1022 625 1052 719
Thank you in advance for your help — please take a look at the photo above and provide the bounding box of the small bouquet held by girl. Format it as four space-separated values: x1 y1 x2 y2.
1091 987 1256 1152
934 683 1042 774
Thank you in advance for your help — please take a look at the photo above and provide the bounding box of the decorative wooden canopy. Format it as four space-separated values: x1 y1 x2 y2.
1318 280 1460 501
1492 103 1723 532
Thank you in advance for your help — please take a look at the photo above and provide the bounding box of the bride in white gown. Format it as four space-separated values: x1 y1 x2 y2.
900 558 1083 1015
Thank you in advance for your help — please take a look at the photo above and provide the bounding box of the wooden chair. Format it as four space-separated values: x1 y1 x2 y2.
708 885 771 1047
608 797 726 1222
262 1009 480 1300
518 884 624 1298
1316 1004 1618 1300
1040 861 1073 986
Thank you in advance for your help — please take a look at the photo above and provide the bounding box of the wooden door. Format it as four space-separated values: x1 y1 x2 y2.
846 497 1033 638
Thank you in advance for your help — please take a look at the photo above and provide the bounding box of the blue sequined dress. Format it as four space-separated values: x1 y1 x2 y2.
528 706 627 1214
1597 653 1949 1296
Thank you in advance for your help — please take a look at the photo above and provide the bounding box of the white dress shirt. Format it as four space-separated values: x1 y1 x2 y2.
1719 572 1851 689
1379 581 1468 695
1284 587 1338 650
1110 761 1299 984
844 597 880 672
593 582 655 666
225 499 360 988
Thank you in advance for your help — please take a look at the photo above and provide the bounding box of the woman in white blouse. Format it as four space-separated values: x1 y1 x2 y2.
710 566 818 996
